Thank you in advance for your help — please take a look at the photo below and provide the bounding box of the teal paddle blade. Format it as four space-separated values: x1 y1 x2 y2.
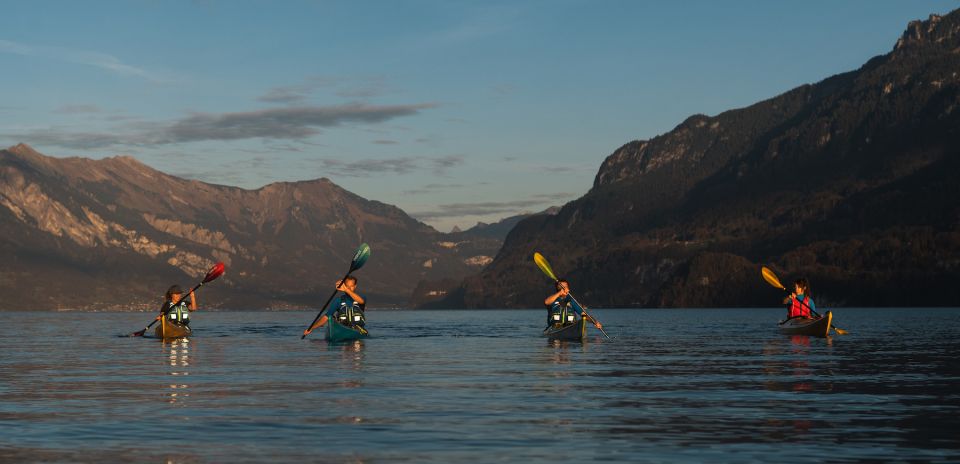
351 243 371 271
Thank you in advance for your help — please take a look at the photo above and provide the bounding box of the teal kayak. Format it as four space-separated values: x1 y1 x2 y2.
326 318 368 342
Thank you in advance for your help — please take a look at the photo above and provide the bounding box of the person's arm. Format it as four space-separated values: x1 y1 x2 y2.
308 299 338 332
340 285 365 306
569 298 602 328
188 291 197 311
544 291 564 306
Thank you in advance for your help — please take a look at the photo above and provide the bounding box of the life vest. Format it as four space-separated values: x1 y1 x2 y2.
333 295 365 327
788 295 812 318
549 297 577 327
164 300 190 324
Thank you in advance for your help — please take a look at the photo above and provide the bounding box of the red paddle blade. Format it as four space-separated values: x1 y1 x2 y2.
203 262 226 283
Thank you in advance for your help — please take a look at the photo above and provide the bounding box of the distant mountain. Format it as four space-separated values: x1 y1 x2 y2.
435 11 960 309
456 208 560 241
0 144 501 310
408 207 562 307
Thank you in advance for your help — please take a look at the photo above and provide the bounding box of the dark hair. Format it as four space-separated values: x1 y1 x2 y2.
165 285 183 300
555 279 569 291
344 275 358 285
794 278 810 294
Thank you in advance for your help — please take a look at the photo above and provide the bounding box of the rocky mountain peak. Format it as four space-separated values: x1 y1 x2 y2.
894 12 956 51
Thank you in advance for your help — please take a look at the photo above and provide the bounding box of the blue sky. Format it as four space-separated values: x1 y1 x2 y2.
1 1 955 231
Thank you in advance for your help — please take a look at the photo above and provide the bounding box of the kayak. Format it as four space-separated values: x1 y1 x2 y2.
543 317 586 341
326 319 368 342
155 316 192 339
778 311 832 337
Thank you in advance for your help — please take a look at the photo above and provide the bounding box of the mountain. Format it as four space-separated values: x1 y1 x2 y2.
0 144 501 310
408 207 562 307
456 207 561 241
435 11 960 309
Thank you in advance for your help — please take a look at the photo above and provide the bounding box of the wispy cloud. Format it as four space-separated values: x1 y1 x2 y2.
257 76 388 104
55 104 102 114
314 155 464 178
0 39 169 82
411 193 570 220
402 183 464 195
159 104 433 143
5 102 436 149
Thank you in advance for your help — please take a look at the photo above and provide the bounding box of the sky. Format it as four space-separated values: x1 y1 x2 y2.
1 1 956 231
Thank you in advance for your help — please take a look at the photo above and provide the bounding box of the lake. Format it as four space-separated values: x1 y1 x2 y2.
1 308 958 463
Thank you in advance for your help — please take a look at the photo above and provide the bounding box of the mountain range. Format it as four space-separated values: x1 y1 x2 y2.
0 144 504 310
434 11 960 309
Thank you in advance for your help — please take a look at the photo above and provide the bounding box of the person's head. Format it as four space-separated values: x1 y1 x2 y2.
555 279 570 293
342 275 358 290
165 285 183 302
793 278 810 295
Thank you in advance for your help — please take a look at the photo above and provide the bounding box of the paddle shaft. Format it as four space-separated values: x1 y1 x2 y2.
301 272 351 339
565 291 611 339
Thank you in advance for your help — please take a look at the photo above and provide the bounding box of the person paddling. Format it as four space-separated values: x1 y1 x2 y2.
782 278 816 320
306 276 366 332
160 285 197 326
544 279 602 330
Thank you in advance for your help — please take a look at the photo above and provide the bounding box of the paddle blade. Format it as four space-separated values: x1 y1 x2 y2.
350 243 371 272
203 262 226 283
130 328 147 337
761 266 786 290
533 252 558 282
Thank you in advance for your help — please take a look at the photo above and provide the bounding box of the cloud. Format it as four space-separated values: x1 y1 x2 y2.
402 183 464 195
258 76 388 104
5 102 435 149
55 104 102 114
0 39 168 82
159 104 433 143
315 155 464 178
411 194 568 220
373 139 398 145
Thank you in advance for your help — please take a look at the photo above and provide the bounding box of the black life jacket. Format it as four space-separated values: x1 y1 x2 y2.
333 294 365 327
162 300 190 324
548 297 577 327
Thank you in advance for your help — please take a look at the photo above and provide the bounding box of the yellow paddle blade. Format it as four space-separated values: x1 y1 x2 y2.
761 266 786 290
832 326 848 335
533 252 558 282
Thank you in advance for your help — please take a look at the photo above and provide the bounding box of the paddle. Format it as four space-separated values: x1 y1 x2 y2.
130 262 226 337
533 252 610 339
761 266 848 335
302 243 371 339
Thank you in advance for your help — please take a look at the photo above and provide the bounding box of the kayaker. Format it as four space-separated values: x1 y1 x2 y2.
544 279 602 329
308 276 366 331
160 285 197 326
782 278 816 319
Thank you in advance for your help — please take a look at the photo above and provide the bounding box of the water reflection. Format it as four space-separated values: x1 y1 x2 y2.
163 338 190 406
329 340 366 389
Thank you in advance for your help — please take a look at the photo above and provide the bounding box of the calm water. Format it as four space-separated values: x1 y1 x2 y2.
1 308 958 463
